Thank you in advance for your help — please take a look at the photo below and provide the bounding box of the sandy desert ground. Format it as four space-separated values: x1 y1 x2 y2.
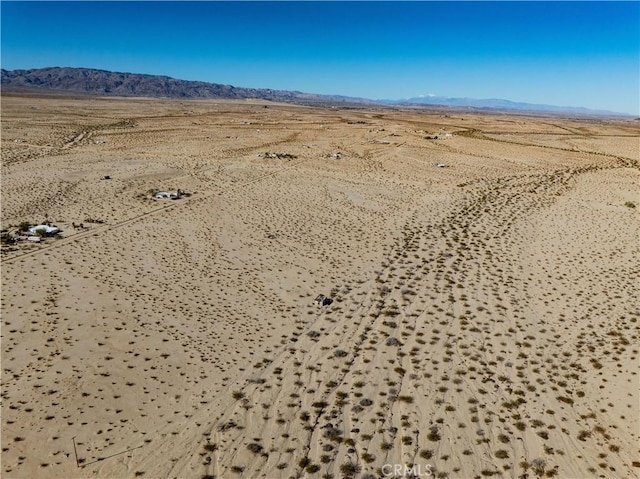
1 92 638 479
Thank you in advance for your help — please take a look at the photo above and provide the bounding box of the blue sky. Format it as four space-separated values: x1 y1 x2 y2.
2 1 639 114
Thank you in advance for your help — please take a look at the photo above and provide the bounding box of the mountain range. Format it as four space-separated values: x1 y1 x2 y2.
0 67 370 106
0 67 629 116
379 95 626 116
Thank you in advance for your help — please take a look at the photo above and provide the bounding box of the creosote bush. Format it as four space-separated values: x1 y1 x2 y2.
339 461 361 477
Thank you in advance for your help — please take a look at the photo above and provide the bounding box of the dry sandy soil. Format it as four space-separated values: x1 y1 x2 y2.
1 92 638 479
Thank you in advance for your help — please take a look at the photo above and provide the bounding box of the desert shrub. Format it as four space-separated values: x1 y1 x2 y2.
398 395 414 403
557 396 574 405
427 427 441 442
323 426 343 442
481 470 499 476
577 430 591 441
339 462 361 477
247 443 263 454
420 449 434 459
232 391 245 400
380 441 393 451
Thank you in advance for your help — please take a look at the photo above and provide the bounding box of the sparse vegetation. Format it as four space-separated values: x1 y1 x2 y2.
1 93 634 479
339 461 361 477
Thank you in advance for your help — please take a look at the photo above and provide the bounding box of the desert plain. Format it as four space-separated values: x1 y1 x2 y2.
1 92 638 479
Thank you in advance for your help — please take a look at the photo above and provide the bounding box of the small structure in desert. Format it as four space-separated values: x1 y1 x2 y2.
154 190 182 200
425 132 454 140
314 294 334 306
28 224 61 236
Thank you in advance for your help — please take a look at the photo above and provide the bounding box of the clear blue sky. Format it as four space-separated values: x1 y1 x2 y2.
2 1 639 114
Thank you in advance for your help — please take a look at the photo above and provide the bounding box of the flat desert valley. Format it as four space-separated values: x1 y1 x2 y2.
1 93 638 479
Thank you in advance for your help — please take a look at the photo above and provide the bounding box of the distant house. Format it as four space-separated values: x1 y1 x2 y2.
28 224 61 236
154 191 181 199
425 133 453 140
